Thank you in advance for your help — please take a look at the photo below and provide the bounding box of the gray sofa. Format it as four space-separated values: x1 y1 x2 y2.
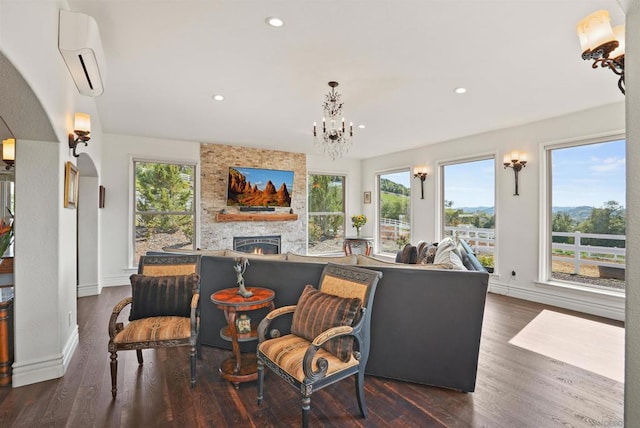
166 239 489 392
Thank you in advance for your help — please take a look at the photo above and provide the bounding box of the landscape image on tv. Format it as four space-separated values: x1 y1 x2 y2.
227 167 293 207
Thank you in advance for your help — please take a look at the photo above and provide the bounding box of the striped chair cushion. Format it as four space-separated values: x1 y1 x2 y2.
129 274 198 321
258 334 358 382
291 285 362 362
114 316 191 344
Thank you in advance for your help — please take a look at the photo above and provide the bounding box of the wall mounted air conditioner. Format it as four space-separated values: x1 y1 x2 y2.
58 9 107 97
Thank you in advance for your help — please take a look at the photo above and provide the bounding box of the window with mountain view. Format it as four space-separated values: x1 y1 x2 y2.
548 138 626 291
442 157 495 270
133 160 196 265
378 170 411 254
308 174 345 255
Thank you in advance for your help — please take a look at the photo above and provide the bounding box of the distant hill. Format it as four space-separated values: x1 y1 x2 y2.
457 206 495 216
551 206 594 223
454 205 595 223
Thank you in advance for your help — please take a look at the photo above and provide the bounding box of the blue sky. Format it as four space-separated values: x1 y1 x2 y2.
235 167 294 190
552 139 625 208
444 159 495 208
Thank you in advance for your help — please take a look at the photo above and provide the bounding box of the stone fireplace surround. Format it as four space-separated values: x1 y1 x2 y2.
200 144 307 254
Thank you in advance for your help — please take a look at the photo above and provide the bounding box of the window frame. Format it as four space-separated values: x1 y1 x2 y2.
130 156 199 267
307 172 347 255
376 167 412 256
539 132 626 293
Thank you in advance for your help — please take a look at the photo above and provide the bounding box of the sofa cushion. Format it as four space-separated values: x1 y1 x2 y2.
129 273 199 321
433 237 467 270
356 254 397 266
287 253 357 264
291 284 362 362
224 249 287 261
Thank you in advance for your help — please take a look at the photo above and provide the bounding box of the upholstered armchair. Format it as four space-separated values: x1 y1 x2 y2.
108 254 201 399
256 263 382 427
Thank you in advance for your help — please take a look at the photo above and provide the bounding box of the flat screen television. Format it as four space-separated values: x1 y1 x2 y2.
227 166 294 207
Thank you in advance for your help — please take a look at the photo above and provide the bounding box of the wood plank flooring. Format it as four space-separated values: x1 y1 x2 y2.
0 286 624 427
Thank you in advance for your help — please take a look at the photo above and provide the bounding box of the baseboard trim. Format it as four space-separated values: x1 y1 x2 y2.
101 273 134 287
77 282 100 297
489 281 625 321
12 326 79 387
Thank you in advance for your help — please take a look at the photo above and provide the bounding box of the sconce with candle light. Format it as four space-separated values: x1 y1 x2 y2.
2 138 15 170
503 151 527 196
68 112 91 158
413 166 428 199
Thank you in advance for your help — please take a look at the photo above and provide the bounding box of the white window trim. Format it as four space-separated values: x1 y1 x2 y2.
538 130 626 291
129 155 200 268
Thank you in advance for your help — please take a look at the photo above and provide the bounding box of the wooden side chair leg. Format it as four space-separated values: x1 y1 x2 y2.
190 344 197 388
136 349 143 364
110 351 118 399
257 359 264 405
302 395 311 428
355 370 368 418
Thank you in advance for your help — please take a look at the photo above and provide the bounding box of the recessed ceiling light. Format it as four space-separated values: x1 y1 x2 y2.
212 94 224 101
454 87 467 94
358 124 366 129
265 17 284 28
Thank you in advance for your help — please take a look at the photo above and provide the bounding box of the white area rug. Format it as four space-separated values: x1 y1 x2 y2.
509 309 624 383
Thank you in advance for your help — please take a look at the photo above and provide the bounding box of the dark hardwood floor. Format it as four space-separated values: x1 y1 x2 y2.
0 286 624 427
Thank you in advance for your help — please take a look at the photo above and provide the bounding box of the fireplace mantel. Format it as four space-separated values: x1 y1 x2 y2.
215 213 298 222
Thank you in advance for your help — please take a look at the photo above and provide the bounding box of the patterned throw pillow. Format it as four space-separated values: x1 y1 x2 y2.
420 244 438 264
129 273 199 321
291 285 362 362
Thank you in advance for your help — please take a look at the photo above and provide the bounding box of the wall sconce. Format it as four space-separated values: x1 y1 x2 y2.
68 112 91 158
503 151 527 196
2 138 15 170
577 10 625 94
413 166 428 199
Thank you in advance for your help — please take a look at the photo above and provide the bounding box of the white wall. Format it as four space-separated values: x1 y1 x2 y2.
625 1 639 424
99 134 201 286
1 0 107 386
362 102 626 320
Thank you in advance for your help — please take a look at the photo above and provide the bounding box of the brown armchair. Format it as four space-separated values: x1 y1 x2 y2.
256 263 382 427
108 254 201 399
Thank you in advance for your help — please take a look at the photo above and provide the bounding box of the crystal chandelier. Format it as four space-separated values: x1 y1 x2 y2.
313 81 353 160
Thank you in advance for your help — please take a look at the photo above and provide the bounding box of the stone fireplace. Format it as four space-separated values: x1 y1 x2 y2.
199 144 307 254
233 235 281 255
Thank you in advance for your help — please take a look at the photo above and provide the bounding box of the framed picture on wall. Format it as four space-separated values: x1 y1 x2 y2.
99 185 106 208
363 191 372 204
64 161 79 208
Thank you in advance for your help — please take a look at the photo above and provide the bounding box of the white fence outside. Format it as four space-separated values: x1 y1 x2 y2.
444 227 626 275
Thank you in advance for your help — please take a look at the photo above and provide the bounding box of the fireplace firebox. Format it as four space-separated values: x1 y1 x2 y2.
233 235 281 255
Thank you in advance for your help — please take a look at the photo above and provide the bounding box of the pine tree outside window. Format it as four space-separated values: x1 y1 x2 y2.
133 160 196 265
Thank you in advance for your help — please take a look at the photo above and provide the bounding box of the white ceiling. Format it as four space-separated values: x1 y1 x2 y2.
66 0 626 160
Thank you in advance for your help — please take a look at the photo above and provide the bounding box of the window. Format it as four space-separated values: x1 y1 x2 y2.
547 138 626 291
442 157 495 269
133 160 196 265
308 174 345 255
378 170 411 254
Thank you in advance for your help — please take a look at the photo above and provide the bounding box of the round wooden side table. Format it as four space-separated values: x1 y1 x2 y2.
210 287 275 388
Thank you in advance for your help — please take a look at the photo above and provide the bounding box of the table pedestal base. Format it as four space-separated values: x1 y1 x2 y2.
219 353 258 388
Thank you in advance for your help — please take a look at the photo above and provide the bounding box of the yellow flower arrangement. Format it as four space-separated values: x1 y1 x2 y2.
351 214 367 236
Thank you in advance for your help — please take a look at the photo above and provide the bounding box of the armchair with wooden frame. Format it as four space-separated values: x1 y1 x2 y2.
108 254 201 399
256 263 382 427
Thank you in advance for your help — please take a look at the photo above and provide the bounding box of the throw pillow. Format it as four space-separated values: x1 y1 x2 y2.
399 244 418 264
419 243 438 264
129 273 199 321
291 285 362 362
433 237 467 270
